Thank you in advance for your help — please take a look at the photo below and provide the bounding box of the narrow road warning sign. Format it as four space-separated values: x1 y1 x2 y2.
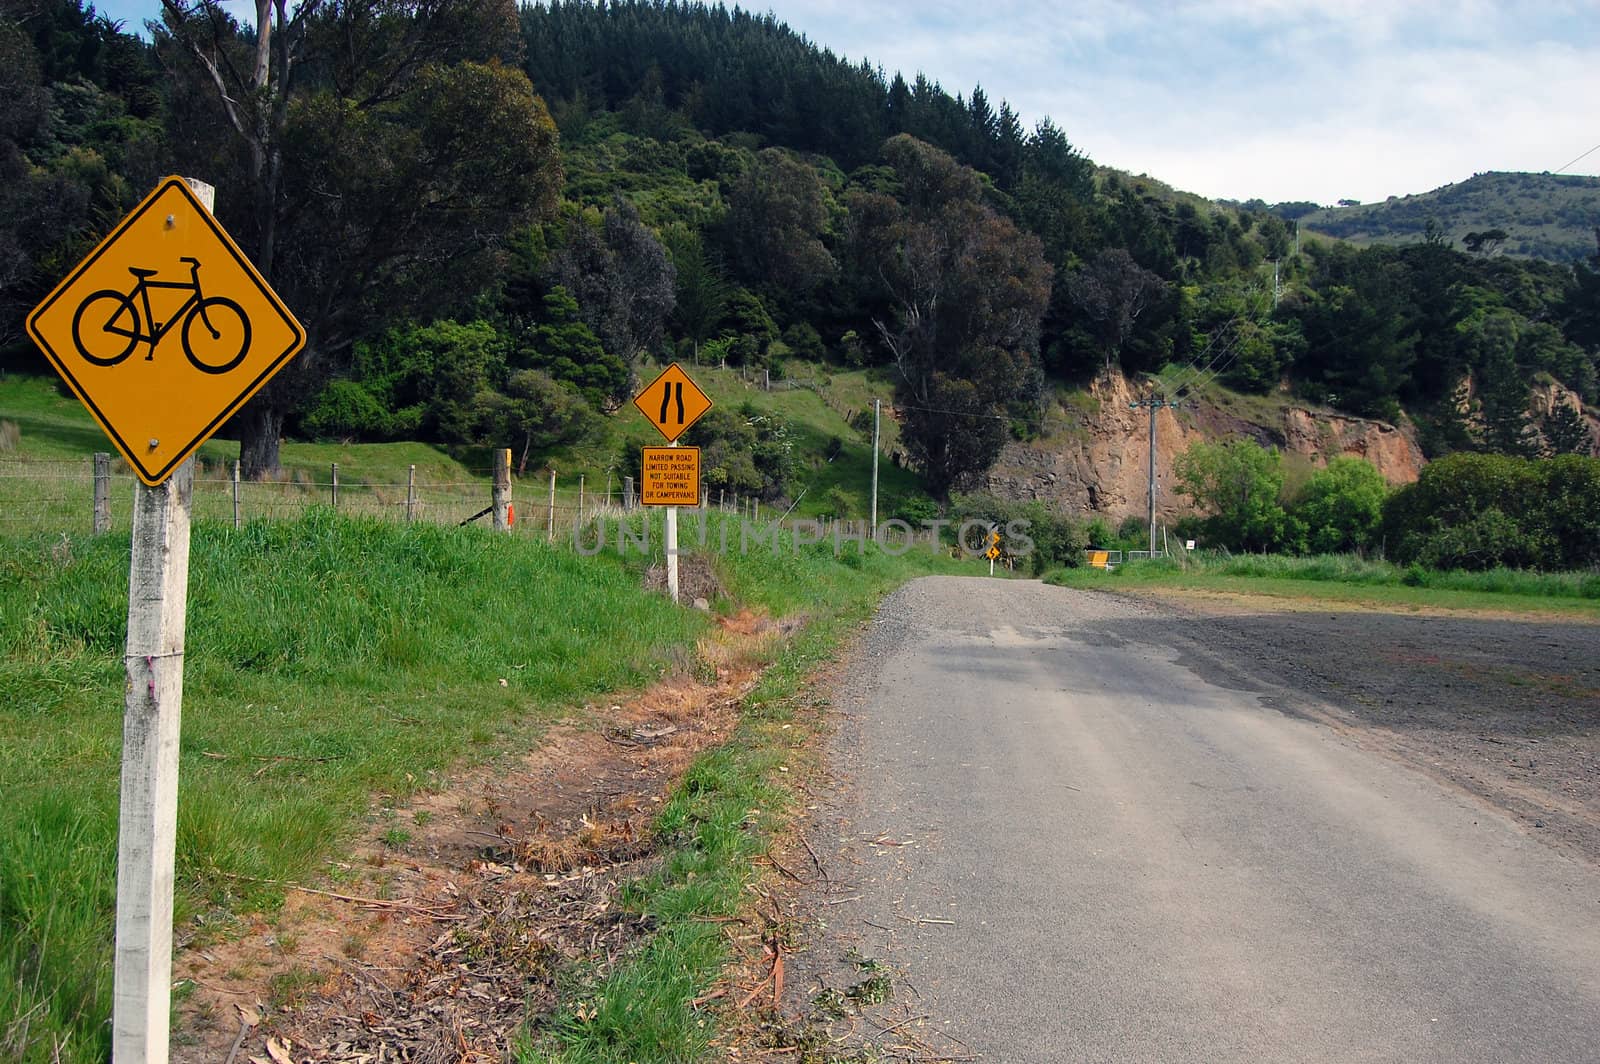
633 363 712 442
641 446 701 506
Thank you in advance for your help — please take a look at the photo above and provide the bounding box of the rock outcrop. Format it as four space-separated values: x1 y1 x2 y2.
982 371 1427 521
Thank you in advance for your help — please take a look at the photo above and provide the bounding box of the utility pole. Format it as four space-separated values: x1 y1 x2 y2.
869 398 881 531
1128 395 1179 557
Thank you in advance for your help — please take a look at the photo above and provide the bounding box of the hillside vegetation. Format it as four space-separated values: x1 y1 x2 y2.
2 0 1597 514
1297 172 1600 264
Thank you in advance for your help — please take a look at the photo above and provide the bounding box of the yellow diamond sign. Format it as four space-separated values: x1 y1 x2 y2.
26 176 305 486
633 362 712 443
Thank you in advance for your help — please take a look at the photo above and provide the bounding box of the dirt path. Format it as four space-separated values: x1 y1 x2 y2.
171 609 790 1064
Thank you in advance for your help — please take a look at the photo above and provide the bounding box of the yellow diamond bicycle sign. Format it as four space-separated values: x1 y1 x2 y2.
26 176 305 486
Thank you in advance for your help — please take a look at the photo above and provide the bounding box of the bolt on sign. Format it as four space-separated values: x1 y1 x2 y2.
26 176 306 485
633 362 712 442
641 446 701 506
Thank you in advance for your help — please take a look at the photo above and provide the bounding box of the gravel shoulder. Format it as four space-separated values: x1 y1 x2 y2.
1114 584 1600 865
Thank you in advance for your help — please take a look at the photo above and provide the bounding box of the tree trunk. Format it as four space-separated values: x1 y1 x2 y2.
238 402 284 480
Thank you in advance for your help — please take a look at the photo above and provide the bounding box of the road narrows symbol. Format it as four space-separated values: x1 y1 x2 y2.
659 381 687 426
633 363 711 442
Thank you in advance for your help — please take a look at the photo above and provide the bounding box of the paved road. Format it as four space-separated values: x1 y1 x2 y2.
813 577 1600 1063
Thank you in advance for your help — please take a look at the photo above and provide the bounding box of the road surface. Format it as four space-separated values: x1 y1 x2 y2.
803 577 1600 1063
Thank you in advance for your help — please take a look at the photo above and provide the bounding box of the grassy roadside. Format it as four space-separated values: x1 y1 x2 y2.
1046 554 1600 617
1 512 707 1063
1 500 979 1063
518 537 970 1063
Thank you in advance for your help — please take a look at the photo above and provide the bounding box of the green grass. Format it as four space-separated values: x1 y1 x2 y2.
0 373 491 536
2 495 984 1063
2 364 931 536
1046 552 1600 615
0 511 708 1063
520 528 978 1063
539 361 926 520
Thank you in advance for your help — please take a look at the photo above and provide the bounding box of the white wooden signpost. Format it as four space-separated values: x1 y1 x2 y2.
26 177 305 1064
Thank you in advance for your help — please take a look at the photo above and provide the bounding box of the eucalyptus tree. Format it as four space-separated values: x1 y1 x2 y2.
157 0 562 476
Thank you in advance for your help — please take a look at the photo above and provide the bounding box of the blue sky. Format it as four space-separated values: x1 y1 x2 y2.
96 0 1600 206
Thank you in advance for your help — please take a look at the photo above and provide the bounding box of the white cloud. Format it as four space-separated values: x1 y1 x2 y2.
763 0 1600 204
100 0 1600 205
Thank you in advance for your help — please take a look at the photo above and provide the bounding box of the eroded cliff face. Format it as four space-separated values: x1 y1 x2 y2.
1530 379 1600 453
982 371 1427 520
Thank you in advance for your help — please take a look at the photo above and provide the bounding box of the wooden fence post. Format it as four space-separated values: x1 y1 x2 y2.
406 465 416 523
547 469 556 543
624 476 635 511
112 174 216 1064
93 452 111 535
330 462 339 508
111 176 212 1064
492 448 511 533
114 459 194 1064
578 474 585 522
231 460 241 530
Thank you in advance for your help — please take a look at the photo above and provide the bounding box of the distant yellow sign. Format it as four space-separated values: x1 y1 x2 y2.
633 363 712 443
26 176 305 486
641 446 701 506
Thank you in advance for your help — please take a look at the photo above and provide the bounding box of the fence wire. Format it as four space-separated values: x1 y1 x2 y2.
0 455 668 542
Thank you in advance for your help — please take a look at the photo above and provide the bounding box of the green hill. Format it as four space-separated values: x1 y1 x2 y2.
1297 172 1600 263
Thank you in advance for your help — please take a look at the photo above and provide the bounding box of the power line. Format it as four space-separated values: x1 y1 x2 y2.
893 400 1073 431
1163 315 1248 399
1185 342 1246 395
895 330 1242 432
1554 140 1600 174
1165 323 1242 397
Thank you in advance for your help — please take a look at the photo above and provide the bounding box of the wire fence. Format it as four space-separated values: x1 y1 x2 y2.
0 453 786 544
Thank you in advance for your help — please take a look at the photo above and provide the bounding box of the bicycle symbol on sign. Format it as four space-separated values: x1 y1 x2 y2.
70 256 251 374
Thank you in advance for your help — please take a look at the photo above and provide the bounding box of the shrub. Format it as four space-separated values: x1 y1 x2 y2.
300 380 395 440
890 495 939 525
781 322 825 362
822 486 855 519
948 493 1087 575
1172 438 1299 552
682 403 799 500
1292 456 1389 554
1383 452 1600 570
